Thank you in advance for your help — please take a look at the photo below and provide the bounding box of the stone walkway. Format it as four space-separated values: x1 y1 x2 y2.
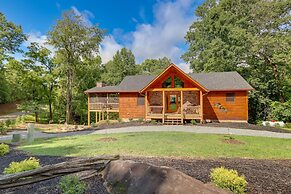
1 125 291 141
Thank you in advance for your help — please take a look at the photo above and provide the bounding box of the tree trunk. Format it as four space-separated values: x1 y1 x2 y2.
66 68 73 124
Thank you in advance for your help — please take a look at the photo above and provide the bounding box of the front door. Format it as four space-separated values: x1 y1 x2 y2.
167 94 179 113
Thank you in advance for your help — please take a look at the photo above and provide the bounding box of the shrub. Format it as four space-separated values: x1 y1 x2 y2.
269 100 291 122
4 157 40 174
0 121 8 134
150 120 157 124
138 118 144 122
210 167 247 194
190 119 197 125
0 143 9 156
59 175 87 194
5 119 12 128
117 118 122 123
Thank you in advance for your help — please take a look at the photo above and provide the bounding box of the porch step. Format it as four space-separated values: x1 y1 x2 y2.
164 118 183 125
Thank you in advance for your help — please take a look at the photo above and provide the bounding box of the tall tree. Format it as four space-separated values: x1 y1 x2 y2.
139 57 171 75
24 42 58 121
182 0 291 122
102 48 137 85
47 9 104 123
0 12 26 103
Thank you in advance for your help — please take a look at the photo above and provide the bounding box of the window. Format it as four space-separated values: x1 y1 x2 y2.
174 76 184 88
226 93 235 102
162 76 172 88
137 95 145 105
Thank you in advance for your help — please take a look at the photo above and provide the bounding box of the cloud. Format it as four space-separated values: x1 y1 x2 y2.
23 32 56 55
71 6 95 26
99 36 123 63
101 0 194 71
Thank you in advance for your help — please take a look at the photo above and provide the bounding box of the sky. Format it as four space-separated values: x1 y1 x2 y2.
0 0 204 72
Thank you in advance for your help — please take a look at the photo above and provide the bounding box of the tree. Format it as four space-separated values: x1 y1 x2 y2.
47 9 104 124
182 0 291 123
102 48 137 85
139 57 171 75
0 12 26 103
24 42 58 121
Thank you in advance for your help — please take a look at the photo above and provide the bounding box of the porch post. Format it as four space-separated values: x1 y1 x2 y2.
145 91 148 120
87 94 90 127
162 90 165 123
95 111 98 123
180 90 183 124
200 91 204 123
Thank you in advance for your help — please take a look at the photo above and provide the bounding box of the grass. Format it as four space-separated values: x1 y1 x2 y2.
19 132 291 159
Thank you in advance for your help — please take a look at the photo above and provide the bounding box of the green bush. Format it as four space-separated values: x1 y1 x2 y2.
210 167 247 194
4 157 40 174
150 120 157 124
117 118 122 123
0 143 9 156
0 121 8 134
138 118 144 122
190 119 197 125
270 100 291 122
59 175 87 194
5 119 12 128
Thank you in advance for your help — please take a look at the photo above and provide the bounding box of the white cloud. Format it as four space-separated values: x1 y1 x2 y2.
24 31 55 54
71 6 94 26
99 36 122 63
177 62 191 73
101 0 195 71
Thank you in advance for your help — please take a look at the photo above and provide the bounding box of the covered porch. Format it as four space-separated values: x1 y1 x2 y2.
145 88 204 124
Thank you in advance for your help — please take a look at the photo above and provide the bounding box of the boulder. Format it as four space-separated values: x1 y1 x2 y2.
102 160 231 194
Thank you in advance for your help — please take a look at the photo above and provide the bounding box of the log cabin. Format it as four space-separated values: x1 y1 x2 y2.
85 64 253 125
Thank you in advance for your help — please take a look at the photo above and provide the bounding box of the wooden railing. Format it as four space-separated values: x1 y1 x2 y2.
89 102 119 111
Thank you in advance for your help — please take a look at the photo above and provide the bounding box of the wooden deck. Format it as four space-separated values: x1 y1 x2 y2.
147 113 202 120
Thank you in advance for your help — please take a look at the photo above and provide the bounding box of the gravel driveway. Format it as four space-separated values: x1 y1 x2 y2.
1 125 291 142
92 125 291 139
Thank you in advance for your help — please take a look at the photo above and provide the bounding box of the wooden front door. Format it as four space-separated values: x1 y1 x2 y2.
167 94 179 113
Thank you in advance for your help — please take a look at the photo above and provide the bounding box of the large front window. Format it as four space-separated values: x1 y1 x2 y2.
162 76 184 88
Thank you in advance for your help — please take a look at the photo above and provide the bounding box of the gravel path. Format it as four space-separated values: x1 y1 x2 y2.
0 112 25 122
1 125 291 141
92 125 291 139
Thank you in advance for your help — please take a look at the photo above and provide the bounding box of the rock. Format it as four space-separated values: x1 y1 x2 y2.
102 160 231 194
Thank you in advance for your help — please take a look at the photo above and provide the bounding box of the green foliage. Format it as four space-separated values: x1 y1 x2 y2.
139 57 171 75
269 100 291 122
138 118 144 122
0 143 9 156
150 120 157 124
102 48 137 85
4 157 40 174
59 175 87 194
183 0 291 123
190 119 197 125
210 167 247 194
0 121 8 134
117 118 122 123
48 9 104 124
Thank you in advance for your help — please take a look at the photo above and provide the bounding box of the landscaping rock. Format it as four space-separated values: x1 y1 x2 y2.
102 160 230 194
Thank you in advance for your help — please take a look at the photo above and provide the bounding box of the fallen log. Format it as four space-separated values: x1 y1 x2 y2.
0 155 119 189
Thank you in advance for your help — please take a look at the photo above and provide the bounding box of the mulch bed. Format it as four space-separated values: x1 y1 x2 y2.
221 138 245 145
1 147 291 194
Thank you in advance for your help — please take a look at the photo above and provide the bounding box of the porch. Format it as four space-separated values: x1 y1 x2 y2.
145 88 204 124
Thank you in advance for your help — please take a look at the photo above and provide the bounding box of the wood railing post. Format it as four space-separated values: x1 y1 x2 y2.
180 90 183 124
162 91 165 123
88 94 90 127
200 91 203 123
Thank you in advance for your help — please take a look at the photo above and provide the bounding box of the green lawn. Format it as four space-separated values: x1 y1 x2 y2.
19 132 291 159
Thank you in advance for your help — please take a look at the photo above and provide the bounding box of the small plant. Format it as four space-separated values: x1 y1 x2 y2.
59 175 87 194
150 120 157 124
0 121 8 134
117 118 122 122
190 119 197 125
0 143 9 156
4 157 40 174
129 118 133 122
91 122 96 127
274 123 280 128
5 119 12 128
210 167 247 194
138 118 144 122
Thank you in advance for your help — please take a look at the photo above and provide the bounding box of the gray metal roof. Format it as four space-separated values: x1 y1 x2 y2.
85 71 253 93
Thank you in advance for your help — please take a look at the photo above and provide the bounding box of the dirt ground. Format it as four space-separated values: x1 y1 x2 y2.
0 147 290 194
0 101 21 116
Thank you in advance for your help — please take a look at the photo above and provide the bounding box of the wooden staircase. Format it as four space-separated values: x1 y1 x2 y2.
164 118 183 125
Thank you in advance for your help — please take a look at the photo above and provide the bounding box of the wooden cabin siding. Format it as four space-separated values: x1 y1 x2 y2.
119 93 145 119
203 91 248 121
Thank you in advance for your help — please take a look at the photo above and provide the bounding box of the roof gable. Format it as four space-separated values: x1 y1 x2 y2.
140 64 208 92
